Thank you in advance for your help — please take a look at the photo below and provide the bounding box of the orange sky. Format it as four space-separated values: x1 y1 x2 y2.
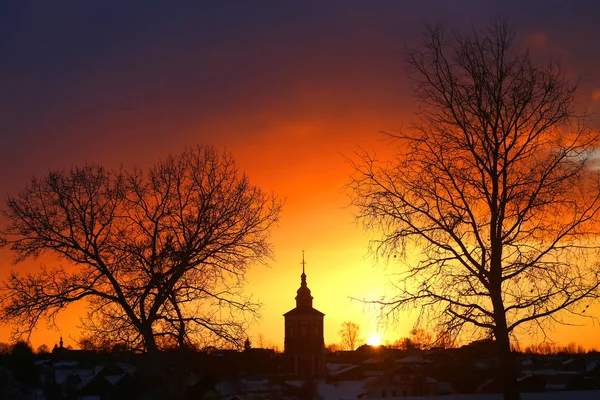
1 2 600 351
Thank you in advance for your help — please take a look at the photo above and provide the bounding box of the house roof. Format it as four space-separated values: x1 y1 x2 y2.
283 306 324 316
104 373 126 386
327 364 360 376
586 360 598 372
395 355 431 364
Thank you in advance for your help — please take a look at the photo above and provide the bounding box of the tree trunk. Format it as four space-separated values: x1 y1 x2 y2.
141 325 159 353
491 288 521 400
495 324 520 400
145 337 158 353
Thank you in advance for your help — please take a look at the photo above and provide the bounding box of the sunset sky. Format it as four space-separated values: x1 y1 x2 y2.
2 1 600 350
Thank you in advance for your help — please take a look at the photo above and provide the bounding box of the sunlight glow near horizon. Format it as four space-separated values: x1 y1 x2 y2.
367 334 382 346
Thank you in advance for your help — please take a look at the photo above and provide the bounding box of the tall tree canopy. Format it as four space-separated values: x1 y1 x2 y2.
0 145 283 352
338 321 362 350
349 21 600 400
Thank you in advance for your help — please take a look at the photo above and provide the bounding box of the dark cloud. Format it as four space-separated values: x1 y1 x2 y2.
1 1 599 185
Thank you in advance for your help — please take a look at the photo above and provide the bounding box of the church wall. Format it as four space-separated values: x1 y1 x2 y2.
284 315 324 353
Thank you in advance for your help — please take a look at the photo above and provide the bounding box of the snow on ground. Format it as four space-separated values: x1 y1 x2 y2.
333 391 600 400
311 378 600 400
317 380 369 399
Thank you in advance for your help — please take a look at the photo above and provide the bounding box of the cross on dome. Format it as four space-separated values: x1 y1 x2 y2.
296 251 312 307
301 250 306 281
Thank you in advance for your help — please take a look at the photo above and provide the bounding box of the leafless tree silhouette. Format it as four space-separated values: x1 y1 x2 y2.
1 145 283 352
349 20 600 400
338 321 362 350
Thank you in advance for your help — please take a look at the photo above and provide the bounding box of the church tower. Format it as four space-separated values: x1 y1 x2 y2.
283 253 325 376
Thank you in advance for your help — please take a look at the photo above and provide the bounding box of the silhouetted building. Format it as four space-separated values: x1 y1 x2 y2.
283 254 325 376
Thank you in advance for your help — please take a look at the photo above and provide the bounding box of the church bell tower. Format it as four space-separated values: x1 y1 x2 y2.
283 252 325 375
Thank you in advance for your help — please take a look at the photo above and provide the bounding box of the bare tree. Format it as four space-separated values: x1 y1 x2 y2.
1 145 283 352
35 344 50 355
339 321 362 350
433 329 454 349
349 21 600 400
76 334 112 353
408 328 433 350
388 329 433 352
256 333 266 348
325 343 341 352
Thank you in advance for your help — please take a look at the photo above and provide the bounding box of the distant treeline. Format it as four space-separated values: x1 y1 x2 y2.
512 342 597 356
0 338 597 356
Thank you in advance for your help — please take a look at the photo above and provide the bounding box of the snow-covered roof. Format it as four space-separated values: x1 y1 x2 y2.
54 364 102 389
521 369 579 376
329 364 360 376
326 363 352 371
473 360 494 371
115 362 137 375
54 361 80 368
476 378 494 393
520 358 534 366
54 369 75 385
394 355 431 364
104 373 126 386
544 384 567 390
215 379 238 395
362 357 383 364
284 380 304 389
586 360 598 372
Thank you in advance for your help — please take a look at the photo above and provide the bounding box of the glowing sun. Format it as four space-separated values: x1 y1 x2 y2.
367 334 382 346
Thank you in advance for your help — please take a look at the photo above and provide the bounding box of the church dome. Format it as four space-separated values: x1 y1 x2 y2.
295 258 313 307
297 280 312 298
